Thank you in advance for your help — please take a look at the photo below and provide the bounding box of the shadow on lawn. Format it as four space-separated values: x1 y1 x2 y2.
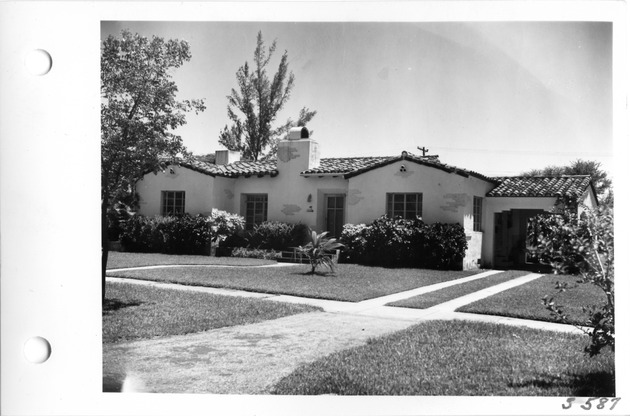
509 371 615 396
103 298 142 313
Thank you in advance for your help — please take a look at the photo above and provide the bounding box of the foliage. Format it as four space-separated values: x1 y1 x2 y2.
207 208 246 245
119 211 244 255
231 247 282 260
521 159 613 205
528 205 614 356
106 204 133 241
339 216 467 270
101 29 206 295
246 221 310 251
219 31 316 161
298 230 344 274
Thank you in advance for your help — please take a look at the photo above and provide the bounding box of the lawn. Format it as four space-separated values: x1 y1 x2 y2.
388 270 530 309
106 251 275 269
103 281 321 343
456 274 607 326
107 263 480 302
270 320 614 396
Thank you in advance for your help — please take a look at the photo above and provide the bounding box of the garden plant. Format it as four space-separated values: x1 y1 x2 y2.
298 230 344 274
528 204 614 356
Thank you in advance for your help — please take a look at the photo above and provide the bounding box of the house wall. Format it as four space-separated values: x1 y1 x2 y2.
136 166 215 216
346 161 494 269
482 197 557 267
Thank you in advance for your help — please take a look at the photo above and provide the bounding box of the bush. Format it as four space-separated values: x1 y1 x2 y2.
119 210 244 255
528 205 614 356
339 216 467 270
246 221 311 251
231 247 282 260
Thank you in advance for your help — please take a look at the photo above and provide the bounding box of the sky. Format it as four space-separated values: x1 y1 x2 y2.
101 21 613 177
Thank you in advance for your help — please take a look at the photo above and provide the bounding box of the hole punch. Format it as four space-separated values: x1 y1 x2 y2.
25 49 53 76
23 336 51 363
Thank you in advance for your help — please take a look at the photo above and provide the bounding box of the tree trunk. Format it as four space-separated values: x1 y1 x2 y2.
101 191 109 303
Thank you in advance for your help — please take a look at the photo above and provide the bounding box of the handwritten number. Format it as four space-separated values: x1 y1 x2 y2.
562 398 575 409
596 398 609 409
581 398 596 410
610 398 621 410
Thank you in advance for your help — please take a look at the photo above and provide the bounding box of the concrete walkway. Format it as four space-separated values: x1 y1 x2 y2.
104 269 587 393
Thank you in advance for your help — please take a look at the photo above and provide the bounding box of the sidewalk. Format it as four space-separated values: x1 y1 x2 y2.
104 271 586 393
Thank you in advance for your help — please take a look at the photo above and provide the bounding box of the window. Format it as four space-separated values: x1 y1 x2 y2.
244 194 268 230
473 196 483 231
161 191 185 215
386 193 422 219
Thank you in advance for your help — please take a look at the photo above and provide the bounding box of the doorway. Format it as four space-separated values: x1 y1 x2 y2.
325 195 345 238
493 209 545 269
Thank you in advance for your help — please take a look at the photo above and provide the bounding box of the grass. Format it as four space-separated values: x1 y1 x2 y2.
456 274 607 326
388 270 530 309
107 263 480 302
270 320 614 396
107 251 275 269
103 281 321 343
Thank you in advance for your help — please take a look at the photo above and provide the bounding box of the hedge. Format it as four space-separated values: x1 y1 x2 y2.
119 210 244 255
338 216 467 270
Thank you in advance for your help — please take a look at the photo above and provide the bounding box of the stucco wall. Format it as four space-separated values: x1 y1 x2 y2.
346 162 494 228
136 166 215 216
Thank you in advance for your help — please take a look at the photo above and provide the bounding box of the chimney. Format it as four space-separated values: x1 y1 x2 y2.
215 150 241 165
277 127 320 174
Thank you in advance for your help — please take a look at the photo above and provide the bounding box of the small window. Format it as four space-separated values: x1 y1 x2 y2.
473 196 483 232
161 191 185 215
386 193 422 219
244 194 268 230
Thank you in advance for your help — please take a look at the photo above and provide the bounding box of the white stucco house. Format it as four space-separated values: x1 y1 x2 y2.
135 127 598 270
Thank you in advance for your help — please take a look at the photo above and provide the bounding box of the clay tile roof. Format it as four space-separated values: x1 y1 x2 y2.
302 153 496 183
179 159 278 178
487 175 592 198
302 156 392 175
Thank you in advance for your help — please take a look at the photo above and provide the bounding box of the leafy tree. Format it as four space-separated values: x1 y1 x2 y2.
101 30 205 298
219 31 316 161
521 159 613 205
528 205 614 356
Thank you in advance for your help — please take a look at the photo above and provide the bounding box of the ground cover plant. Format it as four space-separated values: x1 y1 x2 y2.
456 274 607 326
270 320 614 396
107 263 480 302
388 270 529 309
107 251 275 269
103 282 321 343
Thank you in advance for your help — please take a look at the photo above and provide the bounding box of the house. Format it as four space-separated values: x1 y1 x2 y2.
135 127 598 270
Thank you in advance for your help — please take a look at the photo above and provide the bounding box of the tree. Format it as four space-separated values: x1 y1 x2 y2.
219 31 317 161
521 159 613 205
101 30 205 298
527 205 614 356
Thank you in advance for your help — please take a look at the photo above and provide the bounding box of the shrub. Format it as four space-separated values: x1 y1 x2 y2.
338 223 369 263
246 221 311 251
231 247 282 260
339 216 467 270
528 205 614 356
119 210 244 255
298 230 344 274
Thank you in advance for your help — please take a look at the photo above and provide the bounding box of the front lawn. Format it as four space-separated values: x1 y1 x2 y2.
388 270 530 309
103 281 321 343
270 320 614 396
107 263 480 302
106 251 275 269
456 274 607 326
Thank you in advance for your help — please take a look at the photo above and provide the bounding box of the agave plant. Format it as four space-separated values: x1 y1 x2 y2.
298 230 344 274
